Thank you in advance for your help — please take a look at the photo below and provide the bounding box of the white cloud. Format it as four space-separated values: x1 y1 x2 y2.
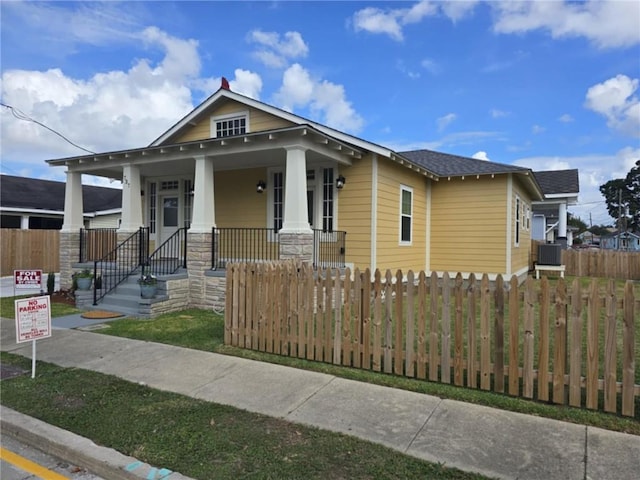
273 64 364 134
351 1 477 41
492 0 640 49
532 124 546 134
491 109 510 118
584 74 640 137
0 28 211 174
513 146 640 225
248 30 309 68
351 1 437 41
421 58 442 75
396 60 421 79
437 113 457 132
558 113 574 123
472 151 490 161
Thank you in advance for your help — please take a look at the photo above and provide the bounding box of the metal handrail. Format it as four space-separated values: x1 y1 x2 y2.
313 229 346 269
93 227 149 305
145 227 188 276
212 227 280 269
79 228 118 263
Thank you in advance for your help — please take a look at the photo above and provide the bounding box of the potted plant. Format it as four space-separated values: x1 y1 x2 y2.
74 269 93 290
138 270 157 299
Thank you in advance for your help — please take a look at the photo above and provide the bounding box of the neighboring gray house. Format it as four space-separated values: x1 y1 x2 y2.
0 174 122 229
600 230 640 251
532 169 580 247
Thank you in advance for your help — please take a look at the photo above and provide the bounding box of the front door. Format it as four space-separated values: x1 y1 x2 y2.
160 195 179 246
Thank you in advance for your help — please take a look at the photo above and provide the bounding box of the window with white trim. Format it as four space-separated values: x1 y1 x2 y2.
515 196 521 246
400 186 413 244
183 179 193 228
149 182 157 234
322 168 334 232
211 111 248 138
273 171 284 231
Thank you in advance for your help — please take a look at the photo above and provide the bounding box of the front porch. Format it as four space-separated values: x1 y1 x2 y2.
66 226 346 317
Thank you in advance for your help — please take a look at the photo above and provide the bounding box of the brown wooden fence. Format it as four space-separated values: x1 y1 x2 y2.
562 249 640 280
1 229 60 276
225 262 638 417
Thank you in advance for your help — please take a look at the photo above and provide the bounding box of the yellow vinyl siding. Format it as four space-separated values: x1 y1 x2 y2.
174 100 294 143
215 168 268 228
511 177 532 275
430 176 507 275
375 159 427 273
338 156 372 269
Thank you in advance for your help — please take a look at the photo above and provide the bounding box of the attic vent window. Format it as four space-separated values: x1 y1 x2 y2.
211 111 249 138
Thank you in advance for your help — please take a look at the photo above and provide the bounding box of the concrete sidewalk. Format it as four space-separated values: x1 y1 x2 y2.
1 315 638 480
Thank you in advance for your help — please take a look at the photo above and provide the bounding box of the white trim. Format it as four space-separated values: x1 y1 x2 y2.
371 154 378 270
150 89 396 159
425 179 431 272
0 206 120 218
506 174 513 277
210 110 250 138
399 184 413 246
515 194 521 248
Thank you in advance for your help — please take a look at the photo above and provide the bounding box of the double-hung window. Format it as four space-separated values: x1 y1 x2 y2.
400 186 413 244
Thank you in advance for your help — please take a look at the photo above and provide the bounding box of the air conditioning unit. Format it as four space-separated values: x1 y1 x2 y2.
538 244 562 266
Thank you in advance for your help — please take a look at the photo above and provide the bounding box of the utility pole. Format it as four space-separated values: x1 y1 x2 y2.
618 189 622 251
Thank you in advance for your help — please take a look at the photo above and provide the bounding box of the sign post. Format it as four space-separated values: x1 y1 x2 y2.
15 295 52 378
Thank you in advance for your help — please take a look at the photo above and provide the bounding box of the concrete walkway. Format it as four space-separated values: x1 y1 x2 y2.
1 315 638 480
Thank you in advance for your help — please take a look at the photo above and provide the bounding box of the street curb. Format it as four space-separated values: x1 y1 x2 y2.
0 406 194 480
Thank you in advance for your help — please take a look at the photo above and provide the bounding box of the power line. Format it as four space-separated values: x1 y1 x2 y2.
1 102 96 155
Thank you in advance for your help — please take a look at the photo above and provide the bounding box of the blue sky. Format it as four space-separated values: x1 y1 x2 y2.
1 1 639 226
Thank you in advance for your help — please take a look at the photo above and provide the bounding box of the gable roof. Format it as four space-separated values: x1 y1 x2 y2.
533 169 580 196
150 87 399 160
0 174 121 213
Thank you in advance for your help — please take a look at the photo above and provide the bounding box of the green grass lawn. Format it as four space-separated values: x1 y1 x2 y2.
0 352 488 480
0 294 80 319
100 307 640 435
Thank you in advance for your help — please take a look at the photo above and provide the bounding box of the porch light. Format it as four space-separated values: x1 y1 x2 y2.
336 175 346 189
256 180 266 193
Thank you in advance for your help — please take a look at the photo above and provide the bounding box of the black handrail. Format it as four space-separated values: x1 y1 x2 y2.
212 227 280 269
93 227 149 305
313 229 346 269
79 228 118 262
145 227 188 276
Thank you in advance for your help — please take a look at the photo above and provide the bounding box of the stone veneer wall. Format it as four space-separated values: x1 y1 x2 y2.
147 276 190 317
187 232 213 309
59 231 80 290
279 232 313 262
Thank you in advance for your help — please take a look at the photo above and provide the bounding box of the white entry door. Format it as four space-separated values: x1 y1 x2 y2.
160 195 179 245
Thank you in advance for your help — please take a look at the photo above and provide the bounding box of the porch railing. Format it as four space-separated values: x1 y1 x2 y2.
313 229 346 269
80 228 118 263
211 227 346 270
93 227 149 305
212 227 280 269
145 227 188 276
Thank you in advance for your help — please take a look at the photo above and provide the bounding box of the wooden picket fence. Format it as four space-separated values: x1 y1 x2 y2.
1 229 60 276
562 249 640 280
225 261 638 417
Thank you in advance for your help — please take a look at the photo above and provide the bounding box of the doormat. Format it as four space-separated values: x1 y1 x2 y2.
81 310 125 319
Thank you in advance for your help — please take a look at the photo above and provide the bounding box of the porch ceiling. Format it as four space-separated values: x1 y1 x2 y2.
47 125 362 181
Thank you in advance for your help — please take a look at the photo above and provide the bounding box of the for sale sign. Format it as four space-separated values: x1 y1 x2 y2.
14 270 42 289
15 296 52 343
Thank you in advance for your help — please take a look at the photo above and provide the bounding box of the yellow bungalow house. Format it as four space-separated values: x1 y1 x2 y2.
48 81 544 316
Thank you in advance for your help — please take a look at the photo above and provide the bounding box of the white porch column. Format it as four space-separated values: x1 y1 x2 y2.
20 215 29 229
558 202 567 238
280 145 312 234
190 155 216 232
120 164 144 231
61 171 84 232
